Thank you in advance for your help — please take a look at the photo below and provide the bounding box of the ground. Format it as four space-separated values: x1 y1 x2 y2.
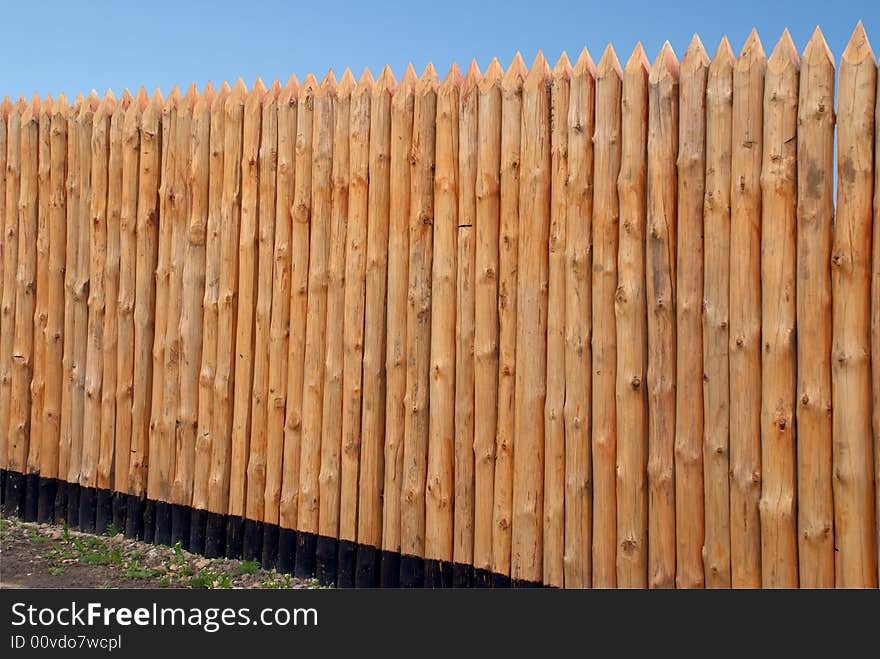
0 515 320 589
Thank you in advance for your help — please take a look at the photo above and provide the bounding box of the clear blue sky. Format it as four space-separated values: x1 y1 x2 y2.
2 0 878 100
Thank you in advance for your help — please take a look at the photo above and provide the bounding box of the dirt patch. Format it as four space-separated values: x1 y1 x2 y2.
0 515 322 590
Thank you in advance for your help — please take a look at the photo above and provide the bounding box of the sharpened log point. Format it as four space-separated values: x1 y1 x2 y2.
111 492 127 534
225 515 244 559
336 539 356 588
204 512 226 558
124 495 144 540
315 537 339 586
188 508 207 556
154 501 172 546
277 528 297 574
294 532 317 579
66 484 81 529
261 524 279 570
38 477 58 524
355 545 380 587
142 499 156 543
400 555 425 588
242 519 263 562
95 488 113 534
380 550 401 588
23 473 39 522
171 504 191 550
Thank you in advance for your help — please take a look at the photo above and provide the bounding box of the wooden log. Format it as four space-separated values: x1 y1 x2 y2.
98 91 127 494
9 96 39 479
646 42 679 590
81 92 109 496
318 67 351 553
874 45 880 588
207 79 245 516
147 86 179 504
492 53 526 580
543 53 570 588
400 62 439 571
425 63 460 579
41 95 68 484
564 47 595 589
729 30 765 588
615 44 649 589
71 93 98 495
27 96 51 481
114 89 145 495
796 27 835 588
228 78 264 521
59 96 81 493
192 82 229 514
337 69 369 550
452 60 480 582
0 99 7 472
357 65 395 560
1 100 22 475
759 30 799 589
592 46 622 588
473 58 503 577
174 83 213 510
833 22 878 588
298 71 336 543
279 74 316 531
243 80 278 523
382 64 416 564
128 89 162 500
702 38 734 588
263 75 296 529
675 36 708 589
511 52 551 585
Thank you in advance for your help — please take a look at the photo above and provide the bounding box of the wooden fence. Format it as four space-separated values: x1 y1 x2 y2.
1 23 879 589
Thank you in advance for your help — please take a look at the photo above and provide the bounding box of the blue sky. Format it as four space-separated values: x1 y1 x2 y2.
2 0 878 100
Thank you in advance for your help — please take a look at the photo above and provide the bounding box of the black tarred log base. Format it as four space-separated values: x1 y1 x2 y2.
171 504 191 550
261 523 278 570
294 531 317 579
111 492 127 534
425 559 453 589
204 512 226 558
189 508 207 556
37 477 57 524
225 515 244 559
95 489 113 534
1 474 546 588
23 472 39 522
78 486 97 533
242 519 262 562
315 536 338 586
355 545 379 587
336 539 356 588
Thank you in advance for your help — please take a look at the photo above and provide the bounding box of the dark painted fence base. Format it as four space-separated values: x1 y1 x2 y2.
0 472 543 588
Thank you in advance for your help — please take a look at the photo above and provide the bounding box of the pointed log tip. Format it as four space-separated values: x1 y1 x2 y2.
375 65 397 94
572 47 596 76
553 52 572 78
597 44 622 77
278 75 299 103
768 29 801 71
42 95 54 114
523 51 551 89
842 21 875 63
301 73 319 96
712 36 735 65
441 62 463 91
738 28 766 63
463 60 482 92
501 52 528 88
624 42 650 73
650 41 680 80
682 34 709 71
803 26 834 66
354 67 374 94
416 63 439 93
478 58 503 91
119 88 133 104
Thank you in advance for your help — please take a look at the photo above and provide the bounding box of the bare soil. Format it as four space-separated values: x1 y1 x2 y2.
0 515 320 590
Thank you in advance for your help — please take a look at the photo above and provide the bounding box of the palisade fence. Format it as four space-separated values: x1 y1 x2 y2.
0 23 879 589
